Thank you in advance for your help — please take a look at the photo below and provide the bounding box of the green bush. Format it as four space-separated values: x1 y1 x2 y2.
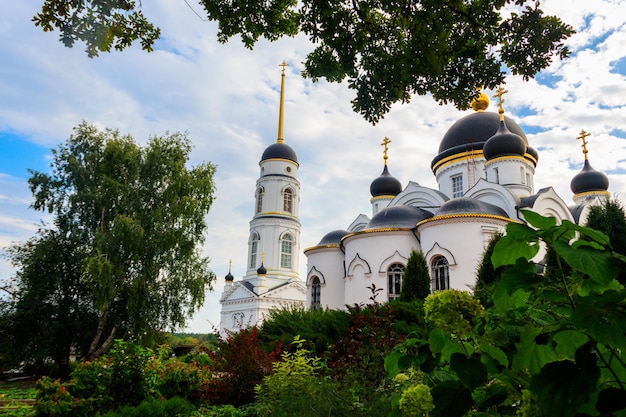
255 336 347 416
99 396 196 417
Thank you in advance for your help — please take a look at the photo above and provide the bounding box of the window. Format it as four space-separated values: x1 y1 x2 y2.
431 256 449 291
494 167 500 184
280 234 293 268
255 187 264 214
520 167 525 184
249 233 259 269
283 188 293 213
311 277 321 310
526 173 531 187
451 175 463 198
388 263 404 300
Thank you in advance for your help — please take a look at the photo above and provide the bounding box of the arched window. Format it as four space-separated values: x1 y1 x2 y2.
283 188 293 213
311 277 321 310
280 234 293 268
431 256 449 291
388 263 404 300
255 187 264 214
249 233 260 269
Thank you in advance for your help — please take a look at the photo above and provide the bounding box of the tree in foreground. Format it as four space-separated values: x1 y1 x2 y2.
34 0 573 123
2 122 216 367
399 249 430 302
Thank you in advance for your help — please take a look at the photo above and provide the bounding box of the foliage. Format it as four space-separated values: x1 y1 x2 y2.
424 289 484 339
386 210 626 417
99 396 196 417
0 226 96 377
202 0 573 123
34 1 573 123
258 305 350 355
474 233 505 307
400 250 431 302
194 403 265 417
9 122 216 361
203 327 281 406
33 0 160 57
399 384 434 417
585 198 626 284
254 336 345 416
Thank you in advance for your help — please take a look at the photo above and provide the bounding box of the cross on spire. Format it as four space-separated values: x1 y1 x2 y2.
577 130 591 160
493 87 509 120
381 136 391 165
279 60 288 75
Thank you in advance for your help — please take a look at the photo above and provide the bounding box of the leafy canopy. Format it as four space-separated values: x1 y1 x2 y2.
21 122 216 360
34 0 574 123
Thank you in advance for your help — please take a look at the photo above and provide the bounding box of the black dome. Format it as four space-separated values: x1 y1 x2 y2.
366 205 433 229
570 160 609 195
257 263 267 275
225 271 234 282
317 229 350 245
261 142 298 164
432 112 529 169
370 166 403 197
437 197 509 218
483 120 527 160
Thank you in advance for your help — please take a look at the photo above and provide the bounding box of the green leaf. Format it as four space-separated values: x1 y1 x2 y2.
450 353 488 390
512 326 558 375
553 330 589 360
552 240 619 285
596 387 626 413
521 209 556 230
530 343 600 417
571 301 626 351
472 383 508 410
431 380 473 417
480 344 509 368
492 227 539 268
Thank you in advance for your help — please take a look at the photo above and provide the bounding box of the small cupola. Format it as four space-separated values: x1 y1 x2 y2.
570 130 609 203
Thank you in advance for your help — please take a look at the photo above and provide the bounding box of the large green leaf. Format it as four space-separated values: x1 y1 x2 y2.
472 383 508 410
450 353 488 390
530 343 600 417
521 209 556 230
431 380 473 417
492 225 539 268
480 344 509 368
552 240 619 285
553 330 589 360
512 326 558 375
571 301 626 351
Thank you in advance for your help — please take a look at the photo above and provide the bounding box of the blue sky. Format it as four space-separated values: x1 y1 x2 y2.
1 0 626 332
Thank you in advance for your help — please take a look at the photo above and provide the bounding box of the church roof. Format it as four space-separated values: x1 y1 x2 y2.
432 197 510 219
366 205 434 230
261 142 298 164
370 165 403 197
431 111 536 170
317 229 350 245
570 159 609 195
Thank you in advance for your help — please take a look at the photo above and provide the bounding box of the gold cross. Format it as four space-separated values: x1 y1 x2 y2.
279 61 288 75
493 86 509 118
577 130 591 160
381 136 391 165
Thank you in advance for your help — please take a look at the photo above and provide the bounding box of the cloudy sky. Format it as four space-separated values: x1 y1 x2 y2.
1 0 625 333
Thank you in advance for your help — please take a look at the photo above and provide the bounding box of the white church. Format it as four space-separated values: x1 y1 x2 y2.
218 70 611 334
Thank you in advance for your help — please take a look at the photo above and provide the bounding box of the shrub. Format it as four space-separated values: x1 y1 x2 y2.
99 396 196 417
202 327 280 406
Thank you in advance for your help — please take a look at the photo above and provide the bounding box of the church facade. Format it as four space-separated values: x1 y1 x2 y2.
218 75 611 333
303 88 610 311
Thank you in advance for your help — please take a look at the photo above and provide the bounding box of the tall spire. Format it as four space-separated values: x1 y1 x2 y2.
381 136 391 166
277 61 288 144
493 86 509 121
577 129 591 161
